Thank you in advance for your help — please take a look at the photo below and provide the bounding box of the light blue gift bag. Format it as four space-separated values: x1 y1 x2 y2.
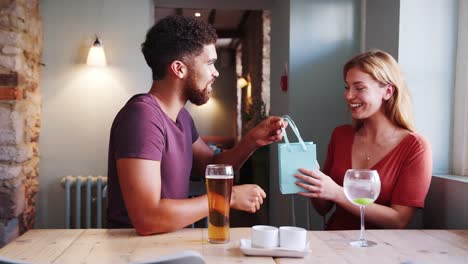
278 115 318 194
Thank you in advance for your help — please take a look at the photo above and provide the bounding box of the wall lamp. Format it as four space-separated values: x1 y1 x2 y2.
237 76 249 89
86 35 107 66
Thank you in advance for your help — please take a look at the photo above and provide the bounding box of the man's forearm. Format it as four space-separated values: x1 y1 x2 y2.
212 136 257 170
134 195 209 235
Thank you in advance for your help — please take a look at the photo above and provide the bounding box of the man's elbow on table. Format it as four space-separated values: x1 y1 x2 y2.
133 216 178 236
135 227 160 236
133 221 177 236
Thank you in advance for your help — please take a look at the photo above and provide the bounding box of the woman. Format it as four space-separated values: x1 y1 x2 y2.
295 49 432 230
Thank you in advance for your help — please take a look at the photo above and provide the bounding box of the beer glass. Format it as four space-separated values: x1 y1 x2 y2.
205 164 234 244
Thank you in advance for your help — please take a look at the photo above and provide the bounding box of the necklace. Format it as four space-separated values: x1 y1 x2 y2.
365 154 371 161
361 127 398 162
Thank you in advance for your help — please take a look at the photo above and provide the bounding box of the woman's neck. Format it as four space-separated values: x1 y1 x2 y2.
357 114 399 143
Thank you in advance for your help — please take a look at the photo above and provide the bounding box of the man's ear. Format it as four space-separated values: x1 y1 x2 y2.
384 84 395 101
169 60 187 79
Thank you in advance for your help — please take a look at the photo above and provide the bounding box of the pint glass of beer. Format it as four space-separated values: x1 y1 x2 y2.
205 164 234 244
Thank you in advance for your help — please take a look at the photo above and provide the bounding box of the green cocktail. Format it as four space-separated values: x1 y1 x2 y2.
353 198 374 205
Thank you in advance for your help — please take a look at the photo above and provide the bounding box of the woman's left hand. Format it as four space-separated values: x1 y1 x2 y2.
294 168 342 201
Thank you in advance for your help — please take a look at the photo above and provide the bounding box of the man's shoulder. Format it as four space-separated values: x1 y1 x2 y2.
126 93 157 109
121 94 162 118
113 94 165 131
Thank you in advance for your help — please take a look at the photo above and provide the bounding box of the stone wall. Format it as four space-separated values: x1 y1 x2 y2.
239 10 270 136
0 0 42 247
231 10 271 227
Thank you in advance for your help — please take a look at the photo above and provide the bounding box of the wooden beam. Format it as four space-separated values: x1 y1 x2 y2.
216 30 241 39
228 38 241 50
208 9 216 25
237 11 251 32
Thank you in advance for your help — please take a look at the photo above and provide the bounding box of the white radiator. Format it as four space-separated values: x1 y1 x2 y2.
60 175 107 229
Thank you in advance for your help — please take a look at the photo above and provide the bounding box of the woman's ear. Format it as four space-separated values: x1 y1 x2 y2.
169 60 187 79
383 84 395 101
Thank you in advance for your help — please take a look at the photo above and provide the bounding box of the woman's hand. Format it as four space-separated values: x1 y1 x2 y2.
231 184 266 213
294 168 342 201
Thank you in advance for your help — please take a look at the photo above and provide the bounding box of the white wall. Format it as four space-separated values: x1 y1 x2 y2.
399 0 459 228
38 0 153 228
361 0 459 176
398 0 468 229
366 0 458 175
269 0 361 229
365 0 462 229
399 0 457 174
289 0 360 165
269 0 291 227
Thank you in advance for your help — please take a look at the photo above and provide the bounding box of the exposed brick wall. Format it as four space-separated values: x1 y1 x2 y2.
232 11 271 227
261 11 271 116
0 0 42 247
239 11 271 136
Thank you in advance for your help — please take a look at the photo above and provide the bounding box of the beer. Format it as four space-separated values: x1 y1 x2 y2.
206 172 233 244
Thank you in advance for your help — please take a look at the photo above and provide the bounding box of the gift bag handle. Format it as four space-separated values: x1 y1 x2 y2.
281 115 307 152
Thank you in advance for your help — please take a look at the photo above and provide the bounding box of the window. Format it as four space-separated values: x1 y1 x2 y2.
452 1 468 176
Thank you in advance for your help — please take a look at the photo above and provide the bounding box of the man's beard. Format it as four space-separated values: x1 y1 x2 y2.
185 74 212 106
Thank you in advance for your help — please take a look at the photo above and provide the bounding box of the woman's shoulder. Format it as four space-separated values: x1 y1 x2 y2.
403 131 431 152
330 124 354 143
395 132 432 165
332 124 354 136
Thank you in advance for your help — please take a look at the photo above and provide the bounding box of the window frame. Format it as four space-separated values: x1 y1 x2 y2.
452 1 468 176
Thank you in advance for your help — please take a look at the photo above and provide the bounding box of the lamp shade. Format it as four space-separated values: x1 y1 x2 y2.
86 37 107 66
237 76 248 89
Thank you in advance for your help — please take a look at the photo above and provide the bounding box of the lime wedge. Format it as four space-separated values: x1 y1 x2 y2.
353 198 374 205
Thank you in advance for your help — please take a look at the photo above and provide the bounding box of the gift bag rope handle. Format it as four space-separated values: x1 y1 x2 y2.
281 115 307 151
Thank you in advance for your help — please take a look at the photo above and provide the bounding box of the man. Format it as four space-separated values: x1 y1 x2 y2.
107 15 284 235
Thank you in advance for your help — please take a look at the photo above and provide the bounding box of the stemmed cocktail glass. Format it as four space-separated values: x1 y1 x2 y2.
343 169 381 247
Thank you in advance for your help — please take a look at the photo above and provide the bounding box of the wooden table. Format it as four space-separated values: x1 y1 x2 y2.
0 228 467 263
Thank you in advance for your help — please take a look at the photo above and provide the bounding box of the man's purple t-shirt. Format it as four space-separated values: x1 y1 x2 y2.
107 94 199 228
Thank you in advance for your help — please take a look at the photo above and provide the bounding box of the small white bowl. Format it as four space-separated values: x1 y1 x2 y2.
279 226 307 250
251 225 279 248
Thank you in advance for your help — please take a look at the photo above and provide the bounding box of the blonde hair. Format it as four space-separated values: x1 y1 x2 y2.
343 49 415 132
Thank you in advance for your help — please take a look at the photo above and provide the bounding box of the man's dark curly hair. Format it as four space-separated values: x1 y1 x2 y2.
141 15 217 80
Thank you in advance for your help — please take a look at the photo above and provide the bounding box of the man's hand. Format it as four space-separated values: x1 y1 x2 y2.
245 116 286 148
230 184 266 213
